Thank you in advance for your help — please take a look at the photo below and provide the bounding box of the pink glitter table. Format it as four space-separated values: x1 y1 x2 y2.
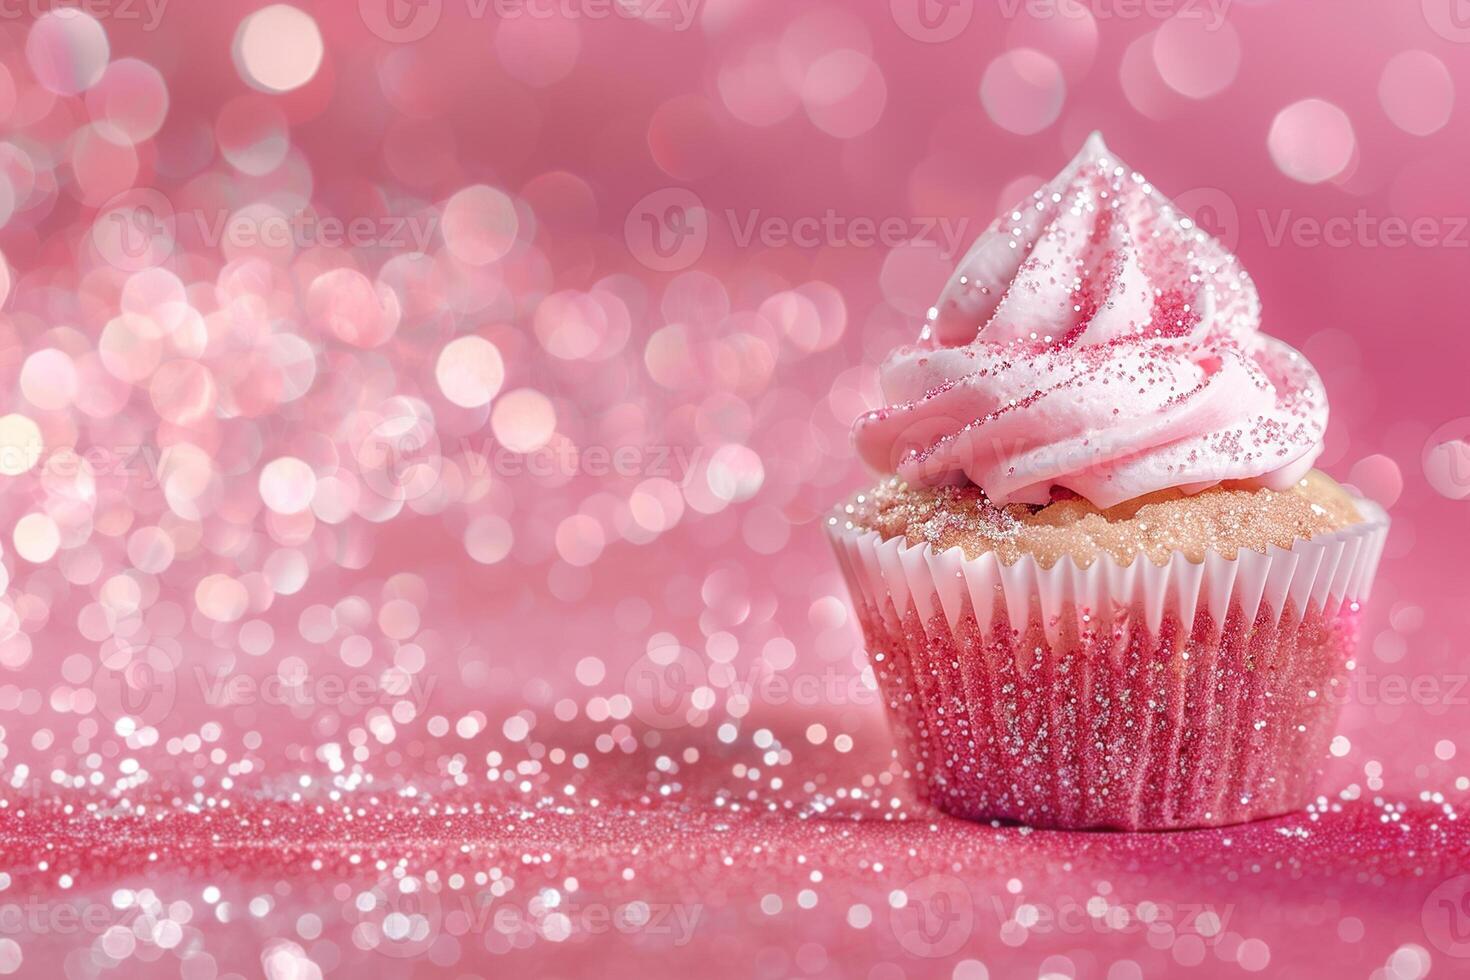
2 710 1467 978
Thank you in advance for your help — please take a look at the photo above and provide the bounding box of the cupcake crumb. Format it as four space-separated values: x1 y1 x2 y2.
836 471 1364 568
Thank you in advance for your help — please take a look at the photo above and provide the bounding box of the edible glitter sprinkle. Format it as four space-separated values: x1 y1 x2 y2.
853 135 1329 510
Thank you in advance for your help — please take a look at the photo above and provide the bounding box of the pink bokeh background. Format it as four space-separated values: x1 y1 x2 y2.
0 0 1468 976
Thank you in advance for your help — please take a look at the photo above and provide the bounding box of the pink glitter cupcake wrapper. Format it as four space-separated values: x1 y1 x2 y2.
828 501 1388 830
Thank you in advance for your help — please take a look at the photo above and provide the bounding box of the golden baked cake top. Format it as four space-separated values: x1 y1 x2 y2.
834 470 1363 569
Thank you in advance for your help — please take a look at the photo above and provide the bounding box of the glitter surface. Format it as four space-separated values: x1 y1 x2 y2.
0 719 1467 977
0 1 1464 977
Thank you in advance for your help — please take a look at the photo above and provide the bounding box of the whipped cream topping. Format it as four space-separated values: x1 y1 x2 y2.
853 133 1327 508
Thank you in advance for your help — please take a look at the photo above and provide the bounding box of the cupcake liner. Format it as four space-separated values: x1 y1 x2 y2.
828 499 1389 830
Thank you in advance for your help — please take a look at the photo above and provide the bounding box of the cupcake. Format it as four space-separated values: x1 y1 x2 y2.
828 134 1388 831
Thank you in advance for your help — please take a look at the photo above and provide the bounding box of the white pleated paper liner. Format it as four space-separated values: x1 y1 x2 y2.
826 498 1388 648
826 496 1389 828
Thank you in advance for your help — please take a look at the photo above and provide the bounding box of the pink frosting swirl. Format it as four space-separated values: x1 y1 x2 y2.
853 133 1327 508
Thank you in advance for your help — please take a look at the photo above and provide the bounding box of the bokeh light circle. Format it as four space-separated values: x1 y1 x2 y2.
442 186 519 266
260 457 318 515
1004 0 1097 82
494 12 582 87
436 336 505 409
1152 15 1241 99
233 5 324 93
26 9 109 96
1378 51 1454 136
1348 454 1403 509
491 389 556 454
0 414 42 477
980 49 1065 136
1268 99 1356 185
86 59 169 144
802 50 888 139
307 269 402 348
21 350 78 411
